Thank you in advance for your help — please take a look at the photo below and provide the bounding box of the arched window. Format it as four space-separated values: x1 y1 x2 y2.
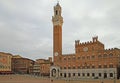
98 65 102 68
73 66 76 69
82 66 85 69
110 73 113 77
68 73 71 77
99 73 101 77
68 67 71 69
91 55 95 59
87 66 90 69
64 67 66 69
78 57 81 60
78 73 80 76
92 73 95 77
73 57 76 60
109 53 113 57
104 65 107 68
60 73 62 76
92 65 95 68
68 57 71 61
103 54 107 58
87 73 90 76
98 55 102 58
78 66 81 69
64 58 66 60
73 73 75 76
109 64 113 68
64 73 66 77
82 73 85 76
56 10 58 15
82 56 85 59
87 56 90 59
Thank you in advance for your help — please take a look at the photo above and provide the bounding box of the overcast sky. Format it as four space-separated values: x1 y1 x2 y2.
0 0 120 60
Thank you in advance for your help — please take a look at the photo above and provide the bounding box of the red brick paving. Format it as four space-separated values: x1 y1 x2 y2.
0 75 120 83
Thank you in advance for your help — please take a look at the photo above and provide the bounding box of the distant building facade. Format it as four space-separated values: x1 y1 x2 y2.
12 55 23 58
0 52 13 74
32 62 40 76
12 56 34 74
36 57 52 76
50 3 120 79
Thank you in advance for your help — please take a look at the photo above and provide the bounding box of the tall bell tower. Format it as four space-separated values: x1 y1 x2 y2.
52 2 63 61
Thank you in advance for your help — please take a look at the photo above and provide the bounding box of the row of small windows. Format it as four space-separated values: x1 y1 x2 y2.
0 65 10 69
62 64 113 69
63 53 113 61
60 73 114 78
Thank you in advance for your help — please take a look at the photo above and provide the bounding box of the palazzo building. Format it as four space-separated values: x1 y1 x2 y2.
0 52 13 74
12 56 34 74
35 57 52 76
50 3 120 79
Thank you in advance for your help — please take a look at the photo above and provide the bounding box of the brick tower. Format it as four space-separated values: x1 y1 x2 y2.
52 2 63 65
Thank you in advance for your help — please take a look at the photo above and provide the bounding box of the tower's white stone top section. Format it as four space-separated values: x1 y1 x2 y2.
52 3 63 26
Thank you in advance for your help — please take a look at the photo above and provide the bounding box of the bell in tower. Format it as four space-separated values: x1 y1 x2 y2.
54 3 61 16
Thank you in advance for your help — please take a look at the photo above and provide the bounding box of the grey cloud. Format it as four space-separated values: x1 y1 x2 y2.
0 0 120 60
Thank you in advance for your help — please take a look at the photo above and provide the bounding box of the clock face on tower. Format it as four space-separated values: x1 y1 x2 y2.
54 52 58 56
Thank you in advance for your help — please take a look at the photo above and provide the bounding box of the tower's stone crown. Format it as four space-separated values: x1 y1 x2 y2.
52 3 63 26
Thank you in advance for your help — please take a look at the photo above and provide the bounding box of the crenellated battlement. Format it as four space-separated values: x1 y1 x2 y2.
75 36 105 53
75 36 103 47
105 48 116 51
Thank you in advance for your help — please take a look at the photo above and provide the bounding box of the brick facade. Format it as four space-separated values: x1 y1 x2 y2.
0 52 13 74
12 57 34 74
50 3 120 79
36 57 52 76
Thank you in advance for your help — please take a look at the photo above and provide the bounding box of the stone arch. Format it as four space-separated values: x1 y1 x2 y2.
51 68 57 77
50 66 61 78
